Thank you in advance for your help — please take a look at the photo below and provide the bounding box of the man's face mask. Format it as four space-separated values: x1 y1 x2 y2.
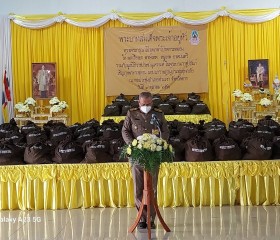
140 105 152 114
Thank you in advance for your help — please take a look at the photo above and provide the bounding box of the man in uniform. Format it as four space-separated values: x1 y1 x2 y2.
122 91 169 229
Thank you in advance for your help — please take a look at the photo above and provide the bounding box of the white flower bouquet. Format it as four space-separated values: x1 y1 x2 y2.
24 97 36 106
232 89 243 98
120 133 174 173
259 98 272 107
50 104 63 113
58 101 68 109
14 102 31 112
49 97 60 105
240 93 253 102
49 97 68 113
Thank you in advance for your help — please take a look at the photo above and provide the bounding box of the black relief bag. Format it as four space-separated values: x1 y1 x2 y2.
43 121 66 138
21 121 41 136
228 119 254 144
0 119 20 139
24 142 52 164
152 94 163 107
26 130 48 145
169 136 185 162
97 120 120 138
168 120 183 138
257 115 280 135
272 136 280 159
68 122 82 134
191 101 210 114
5 131 25 145
0 141 25 165
130 95 139 108
213 135 242 160
254 125 274 141
242 136 273 160
185 135 214 162
204 120 227 142
109 138 126 162
100 126 122 141
103 102 121 116
186 92 200 107
75 128 96 145
165 94 180 108
120 105 131 116
114 93 130 107
158 103 174 115
174 101 191 115
53 135 84 163
50 126 72 146
82 140 111 163
179 122 198 142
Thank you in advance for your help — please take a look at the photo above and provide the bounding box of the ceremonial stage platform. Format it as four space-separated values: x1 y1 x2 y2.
1 160 280 210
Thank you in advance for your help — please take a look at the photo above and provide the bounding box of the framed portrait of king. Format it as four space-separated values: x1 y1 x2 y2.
32 62 57 99
248 59 269 88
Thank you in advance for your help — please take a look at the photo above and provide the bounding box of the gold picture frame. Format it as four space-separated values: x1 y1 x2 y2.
32 62 56 99
248 59 269 89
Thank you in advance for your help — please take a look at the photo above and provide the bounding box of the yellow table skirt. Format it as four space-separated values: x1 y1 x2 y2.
0 161 280 210
100 114 212 124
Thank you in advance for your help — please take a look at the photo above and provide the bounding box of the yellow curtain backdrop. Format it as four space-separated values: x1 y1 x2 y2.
11 13 280 124
208 17 280 125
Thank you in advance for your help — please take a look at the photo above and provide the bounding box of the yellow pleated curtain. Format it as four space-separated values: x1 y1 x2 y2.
11 10 280 125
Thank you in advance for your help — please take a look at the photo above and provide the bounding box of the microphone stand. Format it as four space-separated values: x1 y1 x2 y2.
155 120 162 139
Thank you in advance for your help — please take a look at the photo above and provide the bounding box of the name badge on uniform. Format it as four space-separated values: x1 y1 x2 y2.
152 129 159 136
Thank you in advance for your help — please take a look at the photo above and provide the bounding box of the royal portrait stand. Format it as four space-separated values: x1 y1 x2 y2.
128 170 171 240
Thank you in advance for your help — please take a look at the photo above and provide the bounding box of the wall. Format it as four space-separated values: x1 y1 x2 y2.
1 0 279 15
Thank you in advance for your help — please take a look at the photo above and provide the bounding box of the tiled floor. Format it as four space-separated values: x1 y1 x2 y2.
1 206 280 239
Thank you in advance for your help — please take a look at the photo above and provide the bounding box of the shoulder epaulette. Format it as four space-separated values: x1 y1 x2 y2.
154 108 162 112
130 108 138 111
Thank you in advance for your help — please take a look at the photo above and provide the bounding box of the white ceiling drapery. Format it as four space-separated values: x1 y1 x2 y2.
8 8 280 29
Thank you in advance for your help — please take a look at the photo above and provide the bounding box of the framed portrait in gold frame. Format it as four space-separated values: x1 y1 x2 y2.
32 62 56 99
248 59 269 89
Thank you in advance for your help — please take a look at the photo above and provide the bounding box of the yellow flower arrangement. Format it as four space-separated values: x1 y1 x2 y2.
121 133 174 173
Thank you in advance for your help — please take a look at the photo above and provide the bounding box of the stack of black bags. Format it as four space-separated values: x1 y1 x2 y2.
0 118 127 165
103 93 210 116
168 115 280 162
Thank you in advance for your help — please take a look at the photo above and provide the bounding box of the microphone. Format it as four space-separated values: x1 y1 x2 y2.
150 114 160 126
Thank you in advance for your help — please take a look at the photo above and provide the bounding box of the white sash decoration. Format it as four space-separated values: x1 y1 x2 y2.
7 8 280 29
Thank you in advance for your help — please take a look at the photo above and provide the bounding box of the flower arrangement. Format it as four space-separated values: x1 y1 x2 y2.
24 97 36 106
49 97 60 105
259 97 272 107
14 102 31 112
121 133 174 173
232 89 243 98
14 97 36 113
49 97 69 113
240 93 253 102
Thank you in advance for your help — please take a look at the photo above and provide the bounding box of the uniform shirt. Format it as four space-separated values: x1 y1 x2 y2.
122 107 170 144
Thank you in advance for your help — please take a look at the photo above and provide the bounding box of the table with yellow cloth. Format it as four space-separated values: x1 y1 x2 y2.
1 161 280 210
100 114 212 124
